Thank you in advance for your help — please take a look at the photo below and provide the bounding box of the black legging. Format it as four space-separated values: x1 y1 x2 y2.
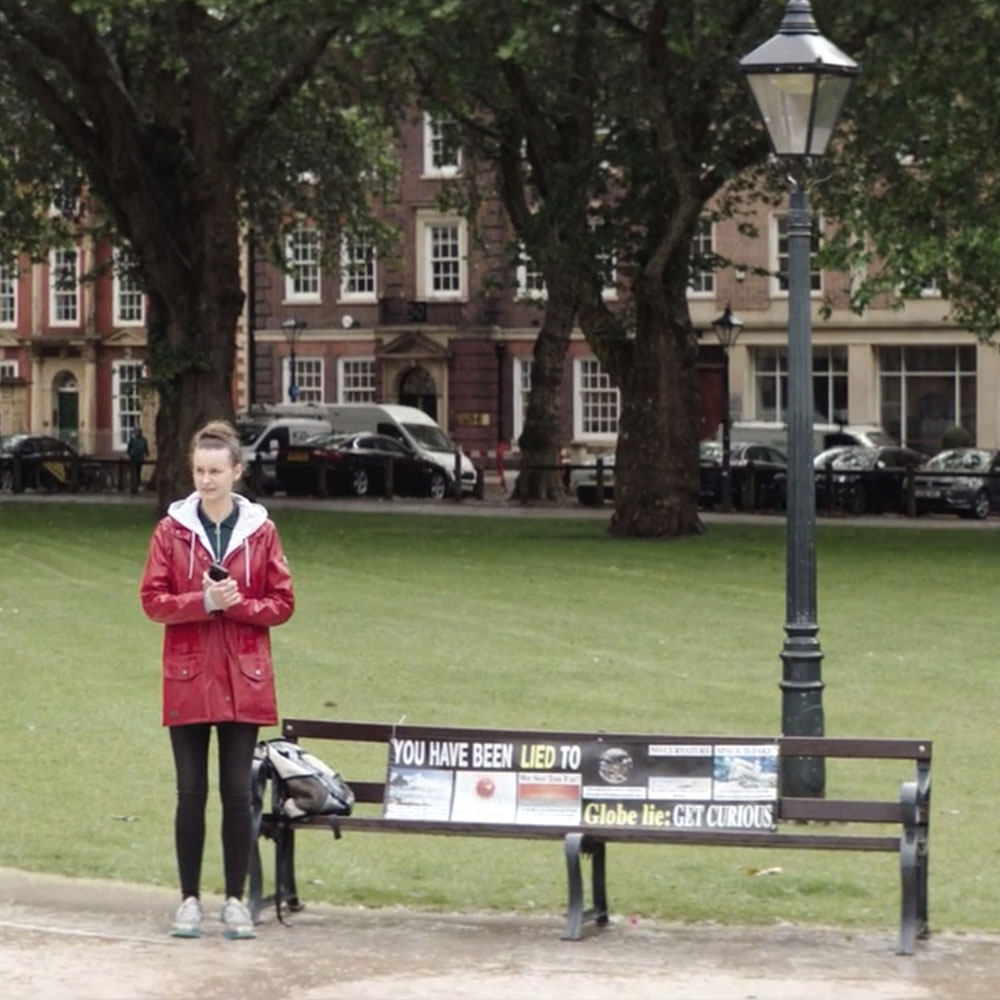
169 722 258 901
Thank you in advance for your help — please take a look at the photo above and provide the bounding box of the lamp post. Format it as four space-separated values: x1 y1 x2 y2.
739 0 858 798
280 317 306 402
711 305 744 513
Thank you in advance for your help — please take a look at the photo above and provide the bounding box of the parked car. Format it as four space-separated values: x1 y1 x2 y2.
813 445 856 471
914 448 1000 519
569 451 616 506
236 413 333 488
731 420 895 454
0 434 111 492
571 442 787 510
813 446 925 514
273 431 452 500
699 441 788 510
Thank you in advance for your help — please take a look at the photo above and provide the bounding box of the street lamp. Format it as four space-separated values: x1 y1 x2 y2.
711 305 744 513
739 0 858 798
280 317 306 402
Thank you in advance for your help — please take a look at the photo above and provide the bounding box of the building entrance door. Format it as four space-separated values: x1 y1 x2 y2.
56 372 80 447
399 366 438 420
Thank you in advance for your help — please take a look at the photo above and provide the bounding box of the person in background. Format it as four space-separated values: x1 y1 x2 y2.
127 425 150 495
139 419 294 939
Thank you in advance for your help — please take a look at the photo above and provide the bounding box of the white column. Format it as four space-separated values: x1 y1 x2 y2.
82 342 98 453
847 342 877 426
728 343 749 422
976 341 1000 450
30 354 44 430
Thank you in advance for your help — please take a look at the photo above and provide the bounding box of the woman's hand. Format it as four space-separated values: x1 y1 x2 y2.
205 576 242 611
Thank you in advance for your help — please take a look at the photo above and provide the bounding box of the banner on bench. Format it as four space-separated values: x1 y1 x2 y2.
382 737 778 831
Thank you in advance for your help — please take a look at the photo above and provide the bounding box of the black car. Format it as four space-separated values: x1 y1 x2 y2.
0 434 111 492
699 441 788 510
915 448 1000 520
274 431 451 499
814 446 925 514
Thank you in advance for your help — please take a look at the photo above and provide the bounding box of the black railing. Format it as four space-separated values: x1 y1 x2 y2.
0 455 148 494
2 455 996 519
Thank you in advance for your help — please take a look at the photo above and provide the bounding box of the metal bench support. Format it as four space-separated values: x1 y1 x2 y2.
561 833 609 940
897 771 931 955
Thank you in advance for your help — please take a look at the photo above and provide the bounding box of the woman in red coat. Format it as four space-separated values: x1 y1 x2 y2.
141 420 294 939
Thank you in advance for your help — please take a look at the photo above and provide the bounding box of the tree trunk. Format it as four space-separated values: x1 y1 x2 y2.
140 184 244 515
578 252 703 540
513 284 577 502
128 107 245 514
147 271 242 514
609 284 702 538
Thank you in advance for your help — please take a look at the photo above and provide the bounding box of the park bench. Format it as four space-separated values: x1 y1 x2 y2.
248 718 931 955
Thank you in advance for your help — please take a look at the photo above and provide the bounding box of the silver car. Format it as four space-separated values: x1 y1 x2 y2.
916 448 1000 519
569 452 616 505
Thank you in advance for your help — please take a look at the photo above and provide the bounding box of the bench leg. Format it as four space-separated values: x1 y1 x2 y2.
248 758 267 923
898 831 918 955
247 839 264 923
562 834 609 940
917 839 930 940
274 822 302 917
562 832 586 940
590 840 609 926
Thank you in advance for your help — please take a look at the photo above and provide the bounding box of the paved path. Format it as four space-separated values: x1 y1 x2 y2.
2 868 999 1000
4 488 1000 528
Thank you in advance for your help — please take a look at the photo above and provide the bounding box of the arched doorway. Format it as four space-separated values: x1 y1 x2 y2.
398 366 438 420
55 371 79 446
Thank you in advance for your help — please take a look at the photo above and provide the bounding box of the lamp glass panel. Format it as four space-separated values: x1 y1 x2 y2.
807 76 853 155
713 320 743 348
746 72 817 156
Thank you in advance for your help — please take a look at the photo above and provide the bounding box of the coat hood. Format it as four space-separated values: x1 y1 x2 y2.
166 492 270 581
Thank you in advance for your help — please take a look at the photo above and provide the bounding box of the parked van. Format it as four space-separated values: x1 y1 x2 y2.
321 403 478 495
236 412 332 466
728 420 894 455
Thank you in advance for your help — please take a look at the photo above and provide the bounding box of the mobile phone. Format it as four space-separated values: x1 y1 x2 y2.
208 563 229 581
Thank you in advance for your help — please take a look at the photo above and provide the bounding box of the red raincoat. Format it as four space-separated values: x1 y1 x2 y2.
140 493 294 726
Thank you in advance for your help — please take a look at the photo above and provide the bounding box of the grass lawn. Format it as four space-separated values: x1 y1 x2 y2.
0 500 994 932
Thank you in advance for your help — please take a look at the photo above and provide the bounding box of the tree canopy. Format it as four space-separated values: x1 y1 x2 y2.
818 0 1000 338
0 0 996 527
0 0 399 507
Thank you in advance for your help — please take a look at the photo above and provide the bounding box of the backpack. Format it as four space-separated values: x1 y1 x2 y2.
257 738 354 818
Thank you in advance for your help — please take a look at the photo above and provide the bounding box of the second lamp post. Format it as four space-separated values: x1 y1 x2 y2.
281 316 306 402
712 305 744 513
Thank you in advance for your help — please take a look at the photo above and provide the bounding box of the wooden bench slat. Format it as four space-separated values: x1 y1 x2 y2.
780 737 932 760
282 718 931 761
266 814 900 853
779 798 903 823
331 788 910 823
349 781 386 804
334 799 908 828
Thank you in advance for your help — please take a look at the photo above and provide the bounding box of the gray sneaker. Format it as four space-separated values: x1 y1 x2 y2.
171 896 203 938
221 896 255 939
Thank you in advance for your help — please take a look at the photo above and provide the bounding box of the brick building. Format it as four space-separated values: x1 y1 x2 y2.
2 108 997 462
0 239 156 455
245 110 1000 464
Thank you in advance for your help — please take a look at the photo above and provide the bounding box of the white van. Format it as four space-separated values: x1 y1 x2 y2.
321 403 478 495
728 421 894 455
236 413 332 466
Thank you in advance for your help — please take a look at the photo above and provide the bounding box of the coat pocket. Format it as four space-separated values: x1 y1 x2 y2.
238 655 273 684
163 655 204 681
